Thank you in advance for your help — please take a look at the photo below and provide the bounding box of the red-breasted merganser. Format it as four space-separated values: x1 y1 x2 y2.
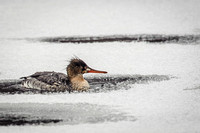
21 58 107 92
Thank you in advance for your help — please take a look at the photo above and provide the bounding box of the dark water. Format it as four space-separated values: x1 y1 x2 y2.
33 34 200 44
0 103 136 126
0 75 171 94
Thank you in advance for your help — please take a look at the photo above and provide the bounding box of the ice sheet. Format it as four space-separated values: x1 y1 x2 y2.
0 0 200 38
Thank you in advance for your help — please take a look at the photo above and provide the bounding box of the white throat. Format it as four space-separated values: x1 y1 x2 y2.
70 74 89 91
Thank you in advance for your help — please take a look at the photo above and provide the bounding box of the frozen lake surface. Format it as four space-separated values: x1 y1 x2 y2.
1 38 200 133
1 0 200 133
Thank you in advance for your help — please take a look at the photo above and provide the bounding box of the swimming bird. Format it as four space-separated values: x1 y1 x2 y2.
21 58 107 92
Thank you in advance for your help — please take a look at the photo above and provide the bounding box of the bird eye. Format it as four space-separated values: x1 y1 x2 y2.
82 66 86 71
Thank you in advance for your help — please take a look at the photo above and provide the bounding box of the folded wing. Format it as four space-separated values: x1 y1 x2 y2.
21 71 70 92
